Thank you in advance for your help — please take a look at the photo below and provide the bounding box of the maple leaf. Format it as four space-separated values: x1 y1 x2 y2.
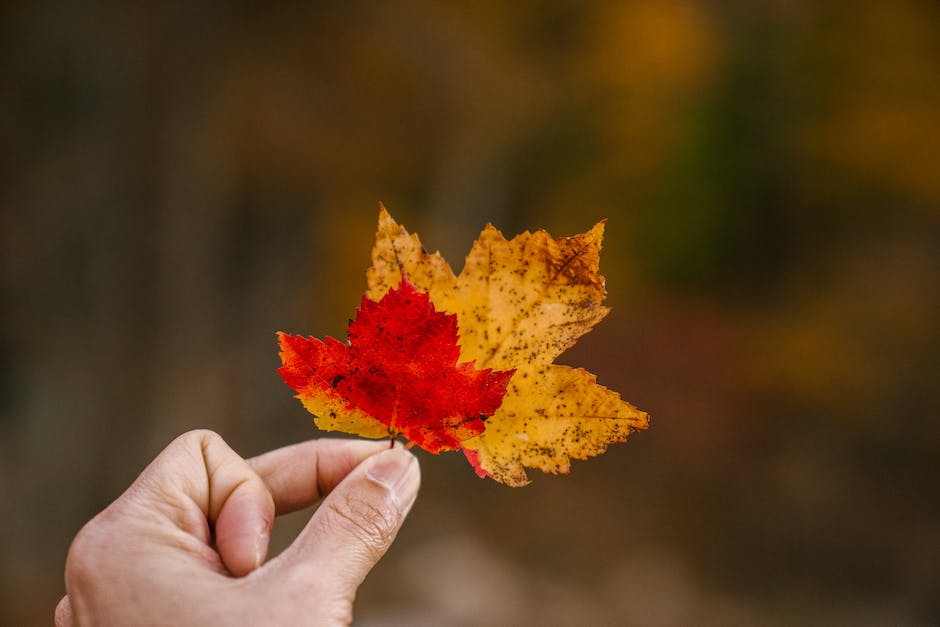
366 206 649 486
277 276 514 454
278 205 649 486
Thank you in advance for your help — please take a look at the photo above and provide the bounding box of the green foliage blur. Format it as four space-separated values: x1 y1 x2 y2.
2 2 938 624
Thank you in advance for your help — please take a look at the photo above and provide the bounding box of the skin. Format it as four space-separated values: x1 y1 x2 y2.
55 430 420 626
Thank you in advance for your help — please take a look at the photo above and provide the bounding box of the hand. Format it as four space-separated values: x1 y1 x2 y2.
55 430 420 626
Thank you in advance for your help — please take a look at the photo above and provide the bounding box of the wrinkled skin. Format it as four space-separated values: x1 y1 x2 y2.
56 430 420 626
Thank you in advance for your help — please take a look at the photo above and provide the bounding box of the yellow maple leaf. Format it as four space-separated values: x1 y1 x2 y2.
366 205 649 486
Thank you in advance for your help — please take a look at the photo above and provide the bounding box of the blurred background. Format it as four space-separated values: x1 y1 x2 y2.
2 1 939 624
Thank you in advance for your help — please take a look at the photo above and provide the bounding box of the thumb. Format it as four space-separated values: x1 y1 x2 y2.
278 448 420 592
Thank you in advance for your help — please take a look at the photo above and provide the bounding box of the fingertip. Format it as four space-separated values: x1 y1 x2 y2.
249 437 405 515
271 447 421 591
364 448 421 510
215 491 274 577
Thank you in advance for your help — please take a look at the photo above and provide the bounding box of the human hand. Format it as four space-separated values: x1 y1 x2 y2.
55 430 420 626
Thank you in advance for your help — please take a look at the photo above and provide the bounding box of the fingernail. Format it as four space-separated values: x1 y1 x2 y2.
254 528 270 568
366 449 419 507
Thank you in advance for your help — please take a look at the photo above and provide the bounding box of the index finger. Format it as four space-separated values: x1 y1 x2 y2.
248 438 394 515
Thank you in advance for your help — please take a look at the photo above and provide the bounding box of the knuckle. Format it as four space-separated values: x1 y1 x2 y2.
174 428 221 449
54 596 71 627
64 519 107 589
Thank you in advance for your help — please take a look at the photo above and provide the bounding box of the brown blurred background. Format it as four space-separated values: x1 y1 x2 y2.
2 1 939 625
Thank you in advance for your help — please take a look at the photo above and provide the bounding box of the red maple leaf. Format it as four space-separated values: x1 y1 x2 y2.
277 277 515 454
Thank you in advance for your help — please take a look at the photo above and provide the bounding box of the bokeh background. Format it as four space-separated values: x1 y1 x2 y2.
2 1 939 625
